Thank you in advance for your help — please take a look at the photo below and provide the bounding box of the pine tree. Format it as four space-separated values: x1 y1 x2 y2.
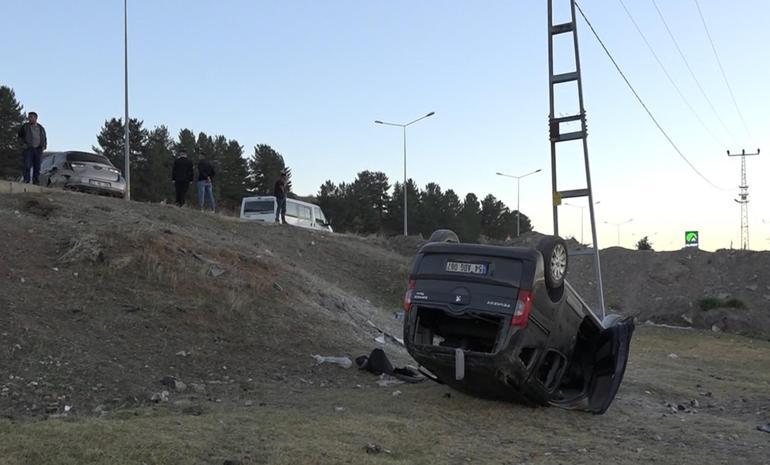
385 179 421 235
457 193 481 243
138 126 175 202
247 144 291 195
93 118 148 177
216 138 248 211
0 86 26 180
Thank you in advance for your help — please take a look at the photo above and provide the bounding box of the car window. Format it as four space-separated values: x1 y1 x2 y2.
41 155 54 171
313 207 325 222
243 200 274 214
67 152 111 165
286 201 299 218
299 205 312 220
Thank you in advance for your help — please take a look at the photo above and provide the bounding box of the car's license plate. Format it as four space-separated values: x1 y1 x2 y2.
445 261 487 275
89 180 111 188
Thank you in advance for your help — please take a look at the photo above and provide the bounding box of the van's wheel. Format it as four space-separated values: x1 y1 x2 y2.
428 229 459 243
538 235 568 289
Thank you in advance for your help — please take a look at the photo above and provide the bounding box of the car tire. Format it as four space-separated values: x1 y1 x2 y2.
428 229 459 243
538 235 568 289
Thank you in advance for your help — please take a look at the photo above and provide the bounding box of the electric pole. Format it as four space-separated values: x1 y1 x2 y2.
727 148 760 250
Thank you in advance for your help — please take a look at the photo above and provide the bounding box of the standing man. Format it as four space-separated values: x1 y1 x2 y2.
197 151 216 212
171 150 194 207
274 171 288 224
17 112 47 184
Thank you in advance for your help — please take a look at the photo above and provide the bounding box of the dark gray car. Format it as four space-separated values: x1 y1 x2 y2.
40 151 126 198
403 230 634 414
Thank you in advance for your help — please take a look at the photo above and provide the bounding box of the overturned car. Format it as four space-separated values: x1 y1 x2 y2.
403 230 634 414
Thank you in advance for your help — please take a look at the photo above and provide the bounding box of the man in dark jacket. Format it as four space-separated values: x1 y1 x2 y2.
197 152 216 212
171 150 194 207
17 112 47 184
273 171 288 224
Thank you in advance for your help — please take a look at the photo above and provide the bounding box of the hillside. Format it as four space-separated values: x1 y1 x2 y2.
1 190 769 465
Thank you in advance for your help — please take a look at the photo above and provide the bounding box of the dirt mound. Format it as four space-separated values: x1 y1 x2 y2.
0 192 410 419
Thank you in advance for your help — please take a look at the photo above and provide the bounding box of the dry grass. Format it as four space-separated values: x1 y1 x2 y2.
1 327 768 465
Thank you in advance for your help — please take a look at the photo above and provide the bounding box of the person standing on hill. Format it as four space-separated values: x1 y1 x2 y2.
17 112 47 185
274 171 288 224
196 152 216 212
171 150 194 207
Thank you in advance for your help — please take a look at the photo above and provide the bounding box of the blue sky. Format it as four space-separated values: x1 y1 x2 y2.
2 1 768 250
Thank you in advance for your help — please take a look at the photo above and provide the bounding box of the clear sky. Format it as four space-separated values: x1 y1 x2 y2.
2 1 768 251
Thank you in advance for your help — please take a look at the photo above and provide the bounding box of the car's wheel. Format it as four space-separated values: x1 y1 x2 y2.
428 229 459 243
538 235 568 289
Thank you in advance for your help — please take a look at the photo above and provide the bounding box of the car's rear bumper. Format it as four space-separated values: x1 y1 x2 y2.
64 178 125 197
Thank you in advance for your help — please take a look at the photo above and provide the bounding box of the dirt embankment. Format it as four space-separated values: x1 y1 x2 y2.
0 192 411 419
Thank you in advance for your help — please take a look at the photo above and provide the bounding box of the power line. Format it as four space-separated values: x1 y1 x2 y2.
618 0 722 147
651 0 736 143
573 1 729 192
693 0 753 140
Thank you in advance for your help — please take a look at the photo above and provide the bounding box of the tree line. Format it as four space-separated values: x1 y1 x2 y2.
317 172 532 242
1 84 534 239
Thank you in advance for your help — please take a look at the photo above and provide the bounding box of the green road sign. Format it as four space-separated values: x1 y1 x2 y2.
685 231 699 247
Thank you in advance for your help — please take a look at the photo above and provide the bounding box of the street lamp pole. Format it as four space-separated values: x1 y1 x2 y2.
375 112 435 236
496 169 542 237
123 0 130 200
563 200 601 244
604 219 633 246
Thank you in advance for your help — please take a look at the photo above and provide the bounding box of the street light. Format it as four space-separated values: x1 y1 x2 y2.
374 111 435 236
604 219 634 246
563 200 601 245
496 169 542 237
123 0 130 200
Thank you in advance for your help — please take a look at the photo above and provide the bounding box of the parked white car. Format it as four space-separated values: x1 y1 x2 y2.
240 196 333 232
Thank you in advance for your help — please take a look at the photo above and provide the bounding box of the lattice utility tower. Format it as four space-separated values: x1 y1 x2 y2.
547 0 605 316
727 148 760 250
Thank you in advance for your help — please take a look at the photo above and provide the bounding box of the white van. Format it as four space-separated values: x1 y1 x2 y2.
240 196 333 232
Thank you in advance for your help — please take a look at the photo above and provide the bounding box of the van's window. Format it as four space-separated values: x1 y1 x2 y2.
67 152 111 165
243 200 274 214
286 201 299 217
313 207 326 223
299 205 312 220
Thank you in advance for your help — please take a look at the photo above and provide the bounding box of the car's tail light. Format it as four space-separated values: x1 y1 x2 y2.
403 279 416 312
511 289 533 327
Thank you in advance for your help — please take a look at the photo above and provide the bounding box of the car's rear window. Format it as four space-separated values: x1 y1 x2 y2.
67 152 111 165
244 200 274 213
416 253 524 286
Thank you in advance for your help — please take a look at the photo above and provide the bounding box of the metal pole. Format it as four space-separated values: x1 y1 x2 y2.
516 177 520 237
123 0 130 201
403 126 407 236
580 206 584 244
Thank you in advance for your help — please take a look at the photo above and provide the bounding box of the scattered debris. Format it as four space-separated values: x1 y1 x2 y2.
273 282 284 292
312 355 352 369
376 374 404 388
151 391 170 402
365 443 392 455
757 424 770 434
208 265 226 278
122 304 141 313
